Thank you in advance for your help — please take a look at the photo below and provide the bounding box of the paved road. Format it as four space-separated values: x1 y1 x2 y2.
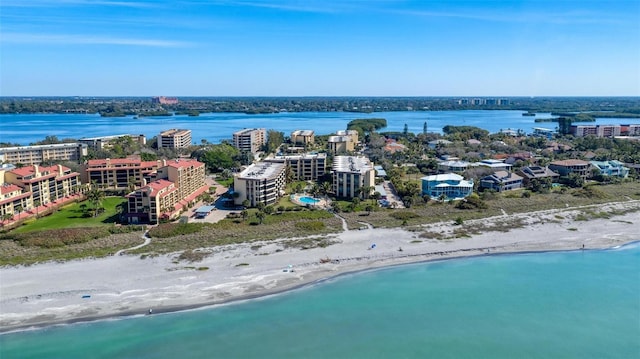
382 180 405 208
185 177 235 224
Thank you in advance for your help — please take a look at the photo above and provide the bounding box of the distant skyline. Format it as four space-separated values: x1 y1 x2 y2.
1 0 639 97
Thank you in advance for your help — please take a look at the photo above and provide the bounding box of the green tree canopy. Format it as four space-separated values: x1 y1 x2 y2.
194 143 240 172
442 125 489 141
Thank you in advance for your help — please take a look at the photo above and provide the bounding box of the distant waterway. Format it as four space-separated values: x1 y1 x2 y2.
2 110 635 145
1 243 638 358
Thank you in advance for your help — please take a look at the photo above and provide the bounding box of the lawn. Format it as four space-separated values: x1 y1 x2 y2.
14 197 127 233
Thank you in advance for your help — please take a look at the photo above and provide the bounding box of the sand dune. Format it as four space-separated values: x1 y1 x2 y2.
1 200 639 333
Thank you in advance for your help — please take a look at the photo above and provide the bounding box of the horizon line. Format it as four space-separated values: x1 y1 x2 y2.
2 95 639 99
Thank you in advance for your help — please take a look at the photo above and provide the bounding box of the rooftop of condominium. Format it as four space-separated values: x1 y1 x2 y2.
163 158 204 169
328 135 352 143
0 142 86 152
9 164 73 178
160 128 191 136
233 128 265 135
79 134 144 141
237 161 285 180
291 130 314 136
270 152 327 160
332 156 373 173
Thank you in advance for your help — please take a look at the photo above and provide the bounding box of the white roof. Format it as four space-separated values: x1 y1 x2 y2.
237 161 285 180
328 135 352 143
332 156 372 173
291 130 314 136
421 173 464 181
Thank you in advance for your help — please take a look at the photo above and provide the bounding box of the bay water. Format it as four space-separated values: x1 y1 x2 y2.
2 243 638 358
1 110 632 146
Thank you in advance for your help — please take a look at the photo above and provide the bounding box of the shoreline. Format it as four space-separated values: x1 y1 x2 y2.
2 200 639 334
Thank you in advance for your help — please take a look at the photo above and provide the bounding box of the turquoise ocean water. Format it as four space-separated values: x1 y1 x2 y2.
2 110 633 146
2 243 639 358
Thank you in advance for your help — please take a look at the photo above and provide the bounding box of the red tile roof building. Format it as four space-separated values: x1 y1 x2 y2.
81 158 162 190
126 158 207 224
1 164 81 219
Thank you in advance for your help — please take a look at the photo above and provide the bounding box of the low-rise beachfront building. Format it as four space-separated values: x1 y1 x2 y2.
125 159 207 224
0 183 31 218
516 166 560 186
159 129 192 149
126 179 179 224
234 161 287 207
421 173 474 201
155 159 208 203
78 134 146 150
590 160 630 178
332 156 375 199
233 128 266 154
548 159 591 180
0 143 88 166
0 164 81 221
265 153 327 181
81 158 160 190
479 171 523 192
290 130 315 146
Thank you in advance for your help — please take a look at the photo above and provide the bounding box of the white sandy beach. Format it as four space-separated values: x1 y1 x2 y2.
1 200 639 333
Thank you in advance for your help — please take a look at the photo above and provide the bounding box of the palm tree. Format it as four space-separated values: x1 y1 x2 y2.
309 183 320 198
371 191 381 205
1 213 14 227
321 181 332 199
255 211 265 224
33 199 41 218
86 183 105 217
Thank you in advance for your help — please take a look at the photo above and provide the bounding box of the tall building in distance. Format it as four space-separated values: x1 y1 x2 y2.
151 96 179 105
159 129 192 149
233 128 266 154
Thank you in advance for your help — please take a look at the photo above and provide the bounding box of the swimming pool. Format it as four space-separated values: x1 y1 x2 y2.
299 196 320 204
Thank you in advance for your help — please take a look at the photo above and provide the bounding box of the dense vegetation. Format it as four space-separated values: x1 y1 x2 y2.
347 118 388 136
1 97 638 115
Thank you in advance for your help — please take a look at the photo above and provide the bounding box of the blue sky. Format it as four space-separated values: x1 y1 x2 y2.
1 0 639 96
